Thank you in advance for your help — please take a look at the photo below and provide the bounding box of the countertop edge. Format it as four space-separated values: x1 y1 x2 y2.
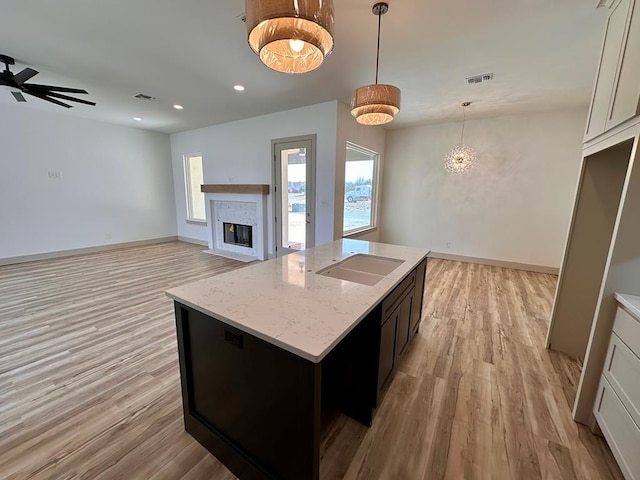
614 292 640 321
167 293 325 362
305 250 429 362
167 248 429 363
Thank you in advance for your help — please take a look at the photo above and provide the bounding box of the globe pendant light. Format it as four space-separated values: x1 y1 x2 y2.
246 0 335 74
444 102 477 174
351 2 401 126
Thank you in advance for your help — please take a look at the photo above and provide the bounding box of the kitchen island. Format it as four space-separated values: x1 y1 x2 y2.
166 239 429 480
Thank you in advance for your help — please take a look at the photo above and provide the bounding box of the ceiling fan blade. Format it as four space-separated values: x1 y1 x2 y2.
46 91 96 106
13 67 38 86
23 83 88 94
25 91 73 108
11 91 26 102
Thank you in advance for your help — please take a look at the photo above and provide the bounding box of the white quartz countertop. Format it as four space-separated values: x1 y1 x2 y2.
166 239 430 363
615 293 640 320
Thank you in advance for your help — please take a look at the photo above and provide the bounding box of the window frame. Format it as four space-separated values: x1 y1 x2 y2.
342 142 380 237
183 153 206 224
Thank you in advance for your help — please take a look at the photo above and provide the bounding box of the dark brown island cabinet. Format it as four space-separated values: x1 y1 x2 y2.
169 242 427 480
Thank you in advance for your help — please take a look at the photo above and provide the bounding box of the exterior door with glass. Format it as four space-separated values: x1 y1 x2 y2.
273 136 316 256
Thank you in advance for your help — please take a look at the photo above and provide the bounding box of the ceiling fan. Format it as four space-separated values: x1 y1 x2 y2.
0 54 95 108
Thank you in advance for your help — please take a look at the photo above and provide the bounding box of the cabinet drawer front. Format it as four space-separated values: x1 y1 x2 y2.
604 332 640 426
594 377 640 480
613 306 640 357
381 271 415 320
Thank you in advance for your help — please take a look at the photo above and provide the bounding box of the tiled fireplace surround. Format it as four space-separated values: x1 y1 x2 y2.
203 186 269 262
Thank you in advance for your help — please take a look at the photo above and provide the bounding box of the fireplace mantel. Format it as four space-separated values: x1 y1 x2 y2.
201 184 270 195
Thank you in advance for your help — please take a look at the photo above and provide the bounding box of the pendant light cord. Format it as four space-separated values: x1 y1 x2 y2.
375 10 382 84
461 105 466 145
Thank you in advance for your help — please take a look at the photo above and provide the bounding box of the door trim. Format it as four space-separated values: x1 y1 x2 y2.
272 134 317 256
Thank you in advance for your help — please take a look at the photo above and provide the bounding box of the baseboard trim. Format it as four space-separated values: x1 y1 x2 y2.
177 236 209 247
0 236 179 266
428 252 559 275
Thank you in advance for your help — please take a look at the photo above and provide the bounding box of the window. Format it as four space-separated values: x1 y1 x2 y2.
184 154 206 222
343 143 378 235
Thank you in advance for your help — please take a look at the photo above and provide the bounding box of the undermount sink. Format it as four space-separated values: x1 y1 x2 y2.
316 254 405 286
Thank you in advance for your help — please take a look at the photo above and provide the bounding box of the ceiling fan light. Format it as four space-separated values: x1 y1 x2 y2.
350 84 401 125
246 0 334 74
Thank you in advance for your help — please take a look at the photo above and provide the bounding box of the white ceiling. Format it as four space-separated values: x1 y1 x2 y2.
1 0 605 134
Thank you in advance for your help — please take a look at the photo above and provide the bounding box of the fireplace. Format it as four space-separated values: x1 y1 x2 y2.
223 222 253 248
202 185 269 262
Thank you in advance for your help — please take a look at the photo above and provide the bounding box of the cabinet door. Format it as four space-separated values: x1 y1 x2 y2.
410 259 427 334
396 294 413 356
585 0 632 141
378 309 398 394
607 0 640 129
594 377 640 480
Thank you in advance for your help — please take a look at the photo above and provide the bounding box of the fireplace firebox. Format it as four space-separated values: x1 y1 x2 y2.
223 222 253 248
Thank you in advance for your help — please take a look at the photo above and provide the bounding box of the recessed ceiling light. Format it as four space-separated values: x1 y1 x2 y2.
133 117 142 121
173 104 184 110
233 85 245 91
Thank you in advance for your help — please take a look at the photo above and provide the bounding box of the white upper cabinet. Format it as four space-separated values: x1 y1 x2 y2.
607 0 640 129
585 0 640 141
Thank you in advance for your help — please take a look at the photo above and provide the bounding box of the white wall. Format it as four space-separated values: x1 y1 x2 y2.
381 109 587 268
335 102 386 242
170 101 338 254
0 103 176 260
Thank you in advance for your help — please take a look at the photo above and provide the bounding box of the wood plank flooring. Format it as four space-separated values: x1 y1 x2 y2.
0 242 623 479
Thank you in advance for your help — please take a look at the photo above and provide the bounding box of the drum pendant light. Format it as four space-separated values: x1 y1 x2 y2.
350 2 401 125
246 0 335 74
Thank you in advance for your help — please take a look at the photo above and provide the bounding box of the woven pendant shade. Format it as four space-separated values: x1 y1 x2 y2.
350 3 400 126
246 0 334 74
351 84 400 125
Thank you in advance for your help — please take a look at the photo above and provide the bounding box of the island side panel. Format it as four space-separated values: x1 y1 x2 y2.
321 304 381 427
174 303 321 480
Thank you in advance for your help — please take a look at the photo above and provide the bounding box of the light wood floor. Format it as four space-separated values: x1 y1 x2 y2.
0 242 622 479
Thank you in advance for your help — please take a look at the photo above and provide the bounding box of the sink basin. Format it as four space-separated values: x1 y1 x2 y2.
316 254 405 286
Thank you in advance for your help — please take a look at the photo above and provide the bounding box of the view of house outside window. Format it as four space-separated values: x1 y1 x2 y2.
343 143 378 235
184 154 206 222
282 147 308 250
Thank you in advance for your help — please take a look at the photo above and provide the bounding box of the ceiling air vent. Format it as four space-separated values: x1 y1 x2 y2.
133 93 157 101
465 73 494 85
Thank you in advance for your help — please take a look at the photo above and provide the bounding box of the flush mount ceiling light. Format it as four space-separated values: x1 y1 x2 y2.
444 102 477 174
350 3 400 126
133 117 142 121
173 104 184 110
233 84 245 91
246 0 335 74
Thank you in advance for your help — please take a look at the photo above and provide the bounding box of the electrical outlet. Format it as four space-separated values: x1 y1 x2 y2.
446 242 451 249
105 233 112 239
47 171 63 179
